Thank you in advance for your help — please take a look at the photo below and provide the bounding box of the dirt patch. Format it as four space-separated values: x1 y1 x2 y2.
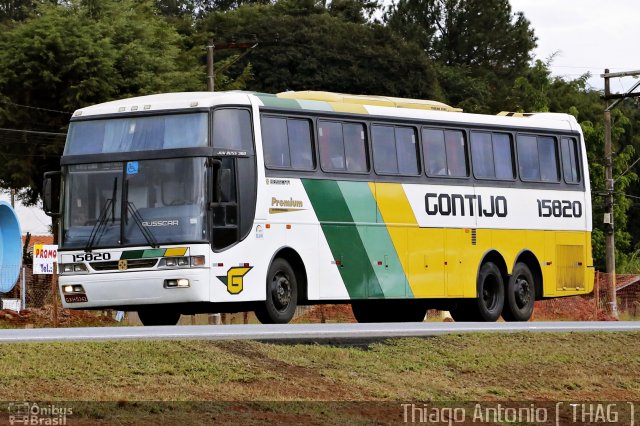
532 296 616 321
0 307 118 328
293 304 356 323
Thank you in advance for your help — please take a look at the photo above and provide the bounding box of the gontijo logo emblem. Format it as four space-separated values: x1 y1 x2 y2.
217 267 252 294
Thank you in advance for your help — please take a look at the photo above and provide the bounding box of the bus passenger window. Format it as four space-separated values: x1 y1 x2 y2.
444 130 468 177
343 123 368 172
319 121 345 171
470 132 494 178
493 133 514 179
287 119 314 170
262 117 290 167
517 135 540 180
396 127 419 175
561 137 580 183
372 125 398 174
538 136 559 182
423 128 447 176
213 109 252 151
471 131 514 180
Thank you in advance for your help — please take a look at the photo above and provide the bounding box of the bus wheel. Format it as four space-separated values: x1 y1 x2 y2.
255 258 298 324
502 262 535 321
351 301 378 323
468 262 504 322
137 308 181 326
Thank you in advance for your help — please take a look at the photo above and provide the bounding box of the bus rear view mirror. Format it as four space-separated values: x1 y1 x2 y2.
43 171 61 217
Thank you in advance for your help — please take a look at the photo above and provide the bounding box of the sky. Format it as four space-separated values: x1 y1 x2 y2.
509 0 640 92
2 0 640 236
0 191 50 235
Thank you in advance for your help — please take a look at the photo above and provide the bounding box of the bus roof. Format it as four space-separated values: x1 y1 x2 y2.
72 90 580 132
72 91 254 118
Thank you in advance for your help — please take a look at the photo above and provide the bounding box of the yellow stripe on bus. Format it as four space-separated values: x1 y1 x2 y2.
369 182 432 297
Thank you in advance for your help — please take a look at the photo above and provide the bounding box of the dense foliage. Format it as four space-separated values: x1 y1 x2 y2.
0 0 638 270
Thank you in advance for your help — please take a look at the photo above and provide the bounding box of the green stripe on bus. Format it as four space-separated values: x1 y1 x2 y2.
255 93 301 109
302 179 383 299
337 181 412 298
121 250 145 260
142 248 166 258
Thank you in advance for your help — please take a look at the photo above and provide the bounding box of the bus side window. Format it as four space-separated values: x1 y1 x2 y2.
288 119 314 169
517 135 540 181
423 128 447 176
538 136 559 182
470 131 495 178
343 123 368 172
561 137 581 183
213 109 252 151
471 131 513 180
444 130 468 177
319 121 345 171
423 128 468 177
396 127 419 175
493 133 514 179
262 116 290 168
372 125 398 174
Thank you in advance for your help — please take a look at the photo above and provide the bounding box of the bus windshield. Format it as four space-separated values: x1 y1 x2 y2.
62 158 208 249
64 113 208 155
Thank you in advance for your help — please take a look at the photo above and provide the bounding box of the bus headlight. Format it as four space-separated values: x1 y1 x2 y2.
62 284 85 294
159 256 205 268
60 263 88 274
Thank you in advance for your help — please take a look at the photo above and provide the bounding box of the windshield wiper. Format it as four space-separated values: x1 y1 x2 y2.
85 177 118 252
127 201 159 248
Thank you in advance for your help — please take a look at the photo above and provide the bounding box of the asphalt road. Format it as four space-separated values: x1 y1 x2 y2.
0 321 638 343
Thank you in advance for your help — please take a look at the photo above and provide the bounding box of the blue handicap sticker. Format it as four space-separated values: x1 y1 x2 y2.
126 161 139 175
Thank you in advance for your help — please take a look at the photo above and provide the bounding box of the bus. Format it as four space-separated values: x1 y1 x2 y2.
43 90 594 325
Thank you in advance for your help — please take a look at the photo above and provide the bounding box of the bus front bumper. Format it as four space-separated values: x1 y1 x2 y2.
59 268 210 309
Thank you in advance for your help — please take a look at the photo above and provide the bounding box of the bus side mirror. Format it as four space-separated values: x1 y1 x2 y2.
43 171 61 217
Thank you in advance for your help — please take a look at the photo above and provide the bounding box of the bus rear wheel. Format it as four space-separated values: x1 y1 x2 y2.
452 262 504 322
255 258 298 324
137 307 181 326
502 262 535 321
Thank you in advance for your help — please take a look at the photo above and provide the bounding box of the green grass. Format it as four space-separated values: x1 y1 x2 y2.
0 332 638 423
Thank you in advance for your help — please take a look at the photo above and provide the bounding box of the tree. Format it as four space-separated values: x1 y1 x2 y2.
386 0 536 112
200 1 442 100
0 0 207 204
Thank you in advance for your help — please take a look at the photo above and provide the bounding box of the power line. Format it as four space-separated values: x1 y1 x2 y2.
0 100 71 115
0 127 66 137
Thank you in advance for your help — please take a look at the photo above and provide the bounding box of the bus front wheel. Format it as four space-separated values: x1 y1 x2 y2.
255 258 298 324
137 307 181 326
502 262 535 321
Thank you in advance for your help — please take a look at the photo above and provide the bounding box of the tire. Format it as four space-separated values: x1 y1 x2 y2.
255 258 298 324
137 307 181 326
466 262 505 322
351 301 379 323
502 262 536 321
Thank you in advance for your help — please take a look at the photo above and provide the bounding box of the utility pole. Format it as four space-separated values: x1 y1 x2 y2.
10 188 15 208
601 68 640 319
207 39 215 92
206 38 259 92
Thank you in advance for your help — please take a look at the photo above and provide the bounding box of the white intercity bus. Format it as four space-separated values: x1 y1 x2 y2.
44 91 594 325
